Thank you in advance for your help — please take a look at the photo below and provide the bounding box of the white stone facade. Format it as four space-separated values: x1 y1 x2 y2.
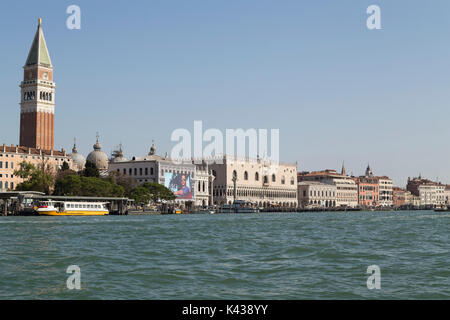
208 156 298 208
418 184 445 206
378 177 393 207
298 170 358 208
297 181 337 209
108 147 216 206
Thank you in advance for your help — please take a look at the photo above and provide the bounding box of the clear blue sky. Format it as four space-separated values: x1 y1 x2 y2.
1 0 450 187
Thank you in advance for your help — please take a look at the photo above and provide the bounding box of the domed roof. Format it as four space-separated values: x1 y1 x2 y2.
70 139 86 171
110 144 128 163
86 135 108 171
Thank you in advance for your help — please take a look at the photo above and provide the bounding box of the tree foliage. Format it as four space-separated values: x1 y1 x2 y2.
83 160 100 178
130 186 151 206
14 161 54 194
53 174 125 197
141 182 176 202
61 161 70 171
109 171 135 197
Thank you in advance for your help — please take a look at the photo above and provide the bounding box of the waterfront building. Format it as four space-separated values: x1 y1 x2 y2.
444 185 450 205
411 195 421 207
355 176 379 207
297 181 337 209
354 165 379 207
194 163 214 207
298 166 358 208
20 19 55 151
378 177 393 207
108 143 214 206
208 156 298 208
406 176 445 207
352 165 393 207
0 144 71 191
393 187 413 207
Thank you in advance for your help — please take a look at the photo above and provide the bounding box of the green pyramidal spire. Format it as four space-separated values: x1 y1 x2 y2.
25 18 52 67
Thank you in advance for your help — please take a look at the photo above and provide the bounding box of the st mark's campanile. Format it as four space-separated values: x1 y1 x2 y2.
20 18 55 151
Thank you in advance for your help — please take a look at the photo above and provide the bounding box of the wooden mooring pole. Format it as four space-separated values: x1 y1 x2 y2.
3 200 8 216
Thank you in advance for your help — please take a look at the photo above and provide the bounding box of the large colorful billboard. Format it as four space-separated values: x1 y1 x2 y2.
164 172 193 200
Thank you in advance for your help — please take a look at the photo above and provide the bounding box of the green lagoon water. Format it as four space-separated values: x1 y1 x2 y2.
0 210 448 299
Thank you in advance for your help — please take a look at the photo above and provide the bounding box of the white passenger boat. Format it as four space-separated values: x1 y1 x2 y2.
36 201 109 216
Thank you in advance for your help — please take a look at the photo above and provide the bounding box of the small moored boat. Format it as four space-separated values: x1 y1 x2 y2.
220 200 259 213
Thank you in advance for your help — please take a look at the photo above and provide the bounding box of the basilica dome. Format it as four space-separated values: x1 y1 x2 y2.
86 137 108 171
110 145 127 163
70 141 86 171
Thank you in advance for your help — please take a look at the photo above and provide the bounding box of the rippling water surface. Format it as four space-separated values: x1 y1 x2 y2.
0 211 448 299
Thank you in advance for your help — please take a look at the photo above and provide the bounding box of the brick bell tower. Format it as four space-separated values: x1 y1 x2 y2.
20 18 55 151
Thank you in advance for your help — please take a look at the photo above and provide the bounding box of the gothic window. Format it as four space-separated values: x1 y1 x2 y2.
272 174 276 182
151 168 154 175
255 172 259 181
203 181 205 192
281 176 285 184
244 171 248 180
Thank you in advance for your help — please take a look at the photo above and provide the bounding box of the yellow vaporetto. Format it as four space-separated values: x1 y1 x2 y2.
36 201 109 216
